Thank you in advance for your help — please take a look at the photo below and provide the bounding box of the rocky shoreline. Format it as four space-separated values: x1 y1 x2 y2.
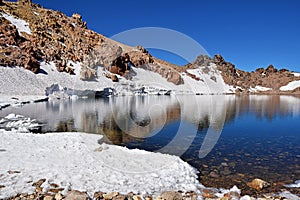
3 178 299 200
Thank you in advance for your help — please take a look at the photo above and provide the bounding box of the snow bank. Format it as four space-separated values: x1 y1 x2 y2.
249 85 272 92
1 12 31 35
0 131 202 198
280 80 300 91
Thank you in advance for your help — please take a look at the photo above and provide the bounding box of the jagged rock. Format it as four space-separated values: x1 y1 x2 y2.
44 195 54 200
94 192 104 200
103 192 119 200
18 0 32 6
64 190 89 200
213 54 225 64
24 57 40 73
113 194 126 200
266 64 278 73
54 193 63 200
247 178 270 190
136 45 149 54
161 191 183 200
193 55 212 67
32 178 46 188
72 13 82 21
255 67 265 74
132 195 142 200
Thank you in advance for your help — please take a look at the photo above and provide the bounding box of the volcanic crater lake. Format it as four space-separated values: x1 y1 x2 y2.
1 95 300 194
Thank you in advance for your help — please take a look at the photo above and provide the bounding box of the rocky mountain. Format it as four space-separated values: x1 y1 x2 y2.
1 0 300 95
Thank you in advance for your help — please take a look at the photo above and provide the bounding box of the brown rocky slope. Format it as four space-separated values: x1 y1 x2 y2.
0 0 183 85
1 0 300 94
186 54 300 94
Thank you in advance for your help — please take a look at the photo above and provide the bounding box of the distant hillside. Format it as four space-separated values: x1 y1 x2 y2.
1 0 300 95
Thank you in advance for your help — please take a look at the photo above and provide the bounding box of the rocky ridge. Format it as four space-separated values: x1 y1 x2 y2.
0 0 300 94
187 54 300 94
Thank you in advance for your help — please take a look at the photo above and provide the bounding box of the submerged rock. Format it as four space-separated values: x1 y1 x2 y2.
247 178 270 190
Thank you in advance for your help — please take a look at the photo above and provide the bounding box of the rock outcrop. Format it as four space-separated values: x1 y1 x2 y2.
213 54 300 93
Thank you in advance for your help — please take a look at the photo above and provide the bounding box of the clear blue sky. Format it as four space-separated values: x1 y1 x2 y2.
31 0 300 72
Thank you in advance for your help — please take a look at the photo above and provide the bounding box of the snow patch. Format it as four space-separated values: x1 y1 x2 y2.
293 72 300 77
249 85 272 92
0 131 202 198
280 80 300 91
285 180 300 188
1 13 31 35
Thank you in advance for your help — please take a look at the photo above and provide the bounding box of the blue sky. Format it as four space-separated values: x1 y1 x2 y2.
31 0 300 71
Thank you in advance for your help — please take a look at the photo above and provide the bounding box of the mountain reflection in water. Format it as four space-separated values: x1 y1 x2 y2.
1 95 300 192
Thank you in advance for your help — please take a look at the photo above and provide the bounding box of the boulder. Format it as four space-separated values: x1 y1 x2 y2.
161 191 183 200
247 178 270 190
64 190 89 200
213 54 225 64
103 192 119 200
24 57 40 73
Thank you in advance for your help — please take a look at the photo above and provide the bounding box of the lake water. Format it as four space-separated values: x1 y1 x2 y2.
1 95 300 194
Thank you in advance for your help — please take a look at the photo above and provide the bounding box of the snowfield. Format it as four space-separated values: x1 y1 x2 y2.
0 131 202 199
280 80 300 91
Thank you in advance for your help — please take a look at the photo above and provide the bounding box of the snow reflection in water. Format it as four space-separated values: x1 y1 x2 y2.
1 95 300 191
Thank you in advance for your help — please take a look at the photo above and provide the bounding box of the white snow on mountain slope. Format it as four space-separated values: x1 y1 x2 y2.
0 131 202 198
1 12 31 35
293 72 300 77
280 80 300 91
0 62 231 97
0 62 113 96
185 64 230 94
130 63 230 95
249 86 272 92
